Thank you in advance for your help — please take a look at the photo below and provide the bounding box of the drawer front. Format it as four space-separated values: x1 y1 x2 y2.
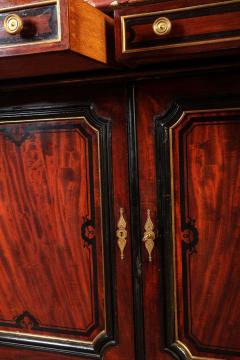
0 1 60 48
117 0 240 61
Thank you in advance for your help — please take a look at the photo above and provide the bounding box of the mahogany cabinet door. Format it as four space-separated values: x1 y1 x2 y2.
157 103 240 359
136 74 240 360
0 84 135 360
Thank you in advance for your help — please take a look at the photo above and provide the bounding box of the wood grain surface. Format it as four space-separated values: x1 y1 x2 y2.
136 72 240 360
172 111 240 355
69 0 114 65
0 83 135 359
0 119 104 341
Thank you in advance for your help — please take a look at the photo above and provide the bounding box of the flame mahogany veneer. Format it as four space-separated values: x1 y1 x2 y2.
0 0 239 360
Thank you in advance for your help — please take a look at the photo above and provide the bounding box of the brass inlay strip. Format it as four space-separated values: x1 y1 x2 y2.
121 0 240 54
169 107 240 359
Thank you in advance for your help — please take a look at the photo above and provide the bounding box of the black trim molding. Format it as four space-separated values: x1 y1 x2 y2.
127 83 145 360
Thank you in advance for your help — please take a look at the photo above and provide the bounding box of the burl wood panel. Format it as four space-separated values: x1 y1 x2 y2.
0 119 104 341
172 110 240 356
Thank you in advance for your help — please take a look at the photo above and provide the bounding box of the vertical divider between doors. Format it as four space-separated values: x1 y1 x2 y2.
127 83 145 360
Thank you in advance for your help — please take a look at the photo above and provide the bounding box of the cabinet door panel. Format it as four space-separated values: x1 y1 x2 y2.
0 84 135 360
0 105 115 358
0 119 103 339
157 103 240 359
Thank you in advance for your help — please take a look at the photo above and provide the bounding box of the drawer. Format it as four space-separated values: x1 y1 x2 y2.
0 0 66 57
0 2 61 47
115 0 240 64
0 0 114 79
0 1 59 48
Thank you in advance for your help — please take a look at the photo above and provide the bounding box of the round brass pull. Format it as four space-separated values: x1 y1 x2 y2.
4 14 23 35
153 17 172 36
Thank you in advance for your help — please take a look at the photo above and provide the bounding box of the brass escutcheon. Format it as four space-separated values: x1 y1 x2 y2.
143 209 155 262
116 208 127 260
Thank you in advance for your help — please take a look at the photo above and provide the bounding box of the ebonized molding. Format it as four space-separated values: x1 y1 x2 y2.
127 83 145 360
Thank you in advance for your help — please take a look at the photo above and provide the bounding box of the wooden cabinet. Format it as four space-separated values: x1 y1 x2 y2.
0 1 239 359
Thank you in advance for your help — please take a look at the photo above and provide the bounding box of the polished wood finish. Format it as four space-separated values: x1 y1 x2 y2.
0 1 240 359
135 84 170 360
0 118 104 341
0 4 58 45
0 84 135 359
115 0 240 65
170 109 240 356
0 0 68 57
0 0 114 79
136 73 240 360
69 0 114 65
0 52 106 80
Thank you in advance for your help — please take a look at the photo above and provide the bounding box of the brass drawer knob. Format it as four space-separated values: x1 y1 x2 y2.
4 14 23 35
153 17 172 36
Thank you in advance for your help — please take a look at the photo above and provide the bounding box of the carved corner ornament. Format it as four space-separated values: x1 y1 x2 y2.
143 209 155 262
116 208 127 260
